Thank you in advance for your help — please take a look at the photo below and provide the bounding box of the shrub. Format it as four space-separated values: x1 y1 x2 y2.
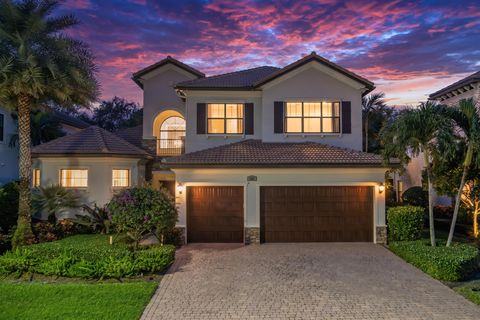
401 186 428 208
389 240 479 281
0 234 175 278
32 185 81 223
387 206 424 241
108 185 178 248
69 204 111 234
0 181 19 233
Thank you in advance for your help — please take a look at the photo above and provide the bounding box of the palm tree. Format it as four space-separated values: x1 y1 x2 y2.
444 98 480 246
9 110 65 147
362 92 386 152
381 102 454 246
0 0 98 247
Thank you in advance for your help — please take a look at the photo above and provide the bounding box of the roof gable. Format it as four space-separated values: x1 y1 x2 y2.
255 52 374 94
132 56 205 89
429 70 480 100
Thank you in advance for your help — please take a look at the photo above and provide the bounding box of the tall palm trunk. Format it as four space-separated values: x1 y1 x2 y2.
423 151 436 247
447 145 473 246
11 94 34 247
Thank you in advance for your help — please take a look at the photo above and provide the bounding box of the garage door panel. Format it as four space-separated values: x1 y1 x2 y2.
261 186 373 242
187 186 244 243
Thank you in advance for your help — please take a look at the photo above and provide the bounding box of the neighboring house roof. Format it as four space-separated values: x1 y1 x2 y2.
32 126 150 158
429 70 480 100
114 125 144 150
52 111 90 129
165 139 396 168
175 52 375 94
175 66 281 90
132 56 205 88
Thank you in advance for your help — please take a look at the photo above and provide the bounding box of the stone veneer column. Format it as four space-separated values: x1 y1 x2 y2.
245 227 260 244
376 226 387 245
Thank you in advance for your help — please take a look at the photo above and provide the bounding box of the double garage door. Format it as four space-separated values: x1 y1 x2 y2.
187 186 373 243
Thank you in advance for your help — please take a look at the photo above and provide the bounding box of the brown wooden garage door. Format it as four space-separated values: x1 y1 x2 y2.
187 186 244 243
260 186 373 242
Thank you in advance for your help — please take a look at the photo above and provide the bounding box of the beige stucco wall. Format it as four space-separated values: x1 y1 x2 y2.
172 167 387 243
261 62 365 150
183 91 263 152
32 156 145 218
0 107 18 185
141 65 198 139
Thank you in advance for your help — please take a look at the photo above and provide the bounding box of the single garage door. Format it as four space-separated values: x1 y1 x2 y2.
187 186 244 243
260 186 373 242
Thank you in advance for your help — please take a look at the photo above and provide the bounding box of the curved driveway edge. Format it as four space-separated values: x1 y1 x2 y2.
142 243 478 320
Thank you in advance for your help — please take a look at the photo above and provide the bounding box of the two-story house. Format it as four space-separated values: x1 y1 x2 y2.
32 53 396 243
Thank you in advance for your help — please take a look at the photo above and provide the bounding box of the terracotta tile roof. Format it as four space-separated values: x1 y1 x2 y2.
429 70 480 99
114 125 144 150
32 126 150 158
166 140 397 168
132 56 205 88
175 66 280 90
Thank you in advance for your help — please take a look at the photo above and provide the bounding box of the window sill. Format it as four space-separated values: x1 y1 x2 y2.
206 134 246 138
283 133 342 137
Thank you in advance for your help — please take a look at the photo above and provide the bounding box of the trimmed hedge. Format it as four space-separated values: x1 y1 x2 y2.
389 240 479 281
387 206 424 241
0 234 175 278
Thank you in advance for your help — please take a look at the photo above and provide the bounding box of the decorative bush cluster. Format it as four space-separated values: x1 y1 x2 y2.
0 235 175 278
388 206 424 241
401 186 428 208
108 186 178 248
389 240 479 281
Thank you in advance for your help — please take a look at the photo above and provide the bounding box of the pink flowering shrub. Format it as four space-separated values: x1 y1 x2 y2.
108 185 177 249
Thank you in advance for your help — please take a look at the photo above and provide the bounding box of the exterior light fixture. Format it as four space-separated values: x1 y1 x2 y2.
177 183 184 195
378 183 385 194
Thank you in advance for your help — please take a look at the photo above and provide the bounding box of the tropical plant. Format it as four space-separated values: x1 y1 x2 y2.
90 96 142 132
443 99 480 246
69 204 111 234
108 186 178 249
362 92 387 153
0 181 19 233
9 110 65 147
381 102 454 246
0 0 98 247
32 185 81 223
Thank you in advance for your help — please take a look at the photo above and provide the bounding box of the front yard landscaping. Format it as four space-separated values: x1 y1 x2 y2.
0 281 158 320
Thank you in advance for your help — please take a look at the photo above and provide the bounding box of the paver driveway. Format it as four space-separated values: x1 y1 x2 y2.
142 243 478 320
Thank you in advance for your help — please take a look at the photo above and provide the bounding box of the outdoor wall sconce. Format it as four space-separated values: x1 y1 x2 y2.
378 183 385 194
177 183 184 195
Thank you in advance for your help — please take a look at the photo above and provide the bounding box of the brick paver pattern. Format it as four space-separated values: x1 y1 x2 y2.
142 243 479 320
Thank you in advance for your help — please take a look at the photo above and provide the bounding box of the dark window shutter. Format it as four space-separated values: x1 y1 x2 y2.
197 103 206 134
341 101 351 134
244 103 254 135
274 101 284 133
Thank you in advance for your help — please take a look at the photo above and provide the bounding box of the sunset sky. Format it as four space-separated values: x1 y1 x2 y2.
62 0 480 106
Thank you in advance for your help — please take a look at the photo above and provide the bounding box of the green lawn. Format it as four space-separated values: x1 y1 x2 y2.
453 281 480 305
0 281 158 320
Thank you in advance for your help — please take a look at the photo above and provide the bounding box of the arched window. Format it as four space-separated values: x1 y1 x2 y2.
158 117 185 155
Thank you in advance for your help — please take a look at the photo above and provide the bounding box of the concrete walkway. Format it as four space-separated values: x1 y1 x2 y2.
142 243 478 319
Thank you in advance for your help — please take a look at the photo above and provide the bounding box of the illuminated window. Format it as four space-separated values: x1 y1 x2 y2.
285 101 341 133
32 169 40 187
207 103 244 134
112 169 130 188
60 169 88 188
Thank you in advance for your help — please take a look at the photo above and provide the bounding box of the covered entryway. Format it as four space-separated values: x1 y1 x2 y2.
260 186 373 242
187 186 244 243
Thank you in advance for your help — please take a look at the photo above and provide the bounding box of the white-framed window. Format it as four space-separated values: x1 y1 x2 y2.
112 169 130 188
207 103 244 134
32 169 40 187
0 113 4 142
60 169 88 188
285 101 341 133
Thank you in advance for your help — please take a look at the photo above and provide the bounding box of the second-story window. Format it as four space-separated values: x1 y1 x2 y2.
285 101 340 133
207 103 244 134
